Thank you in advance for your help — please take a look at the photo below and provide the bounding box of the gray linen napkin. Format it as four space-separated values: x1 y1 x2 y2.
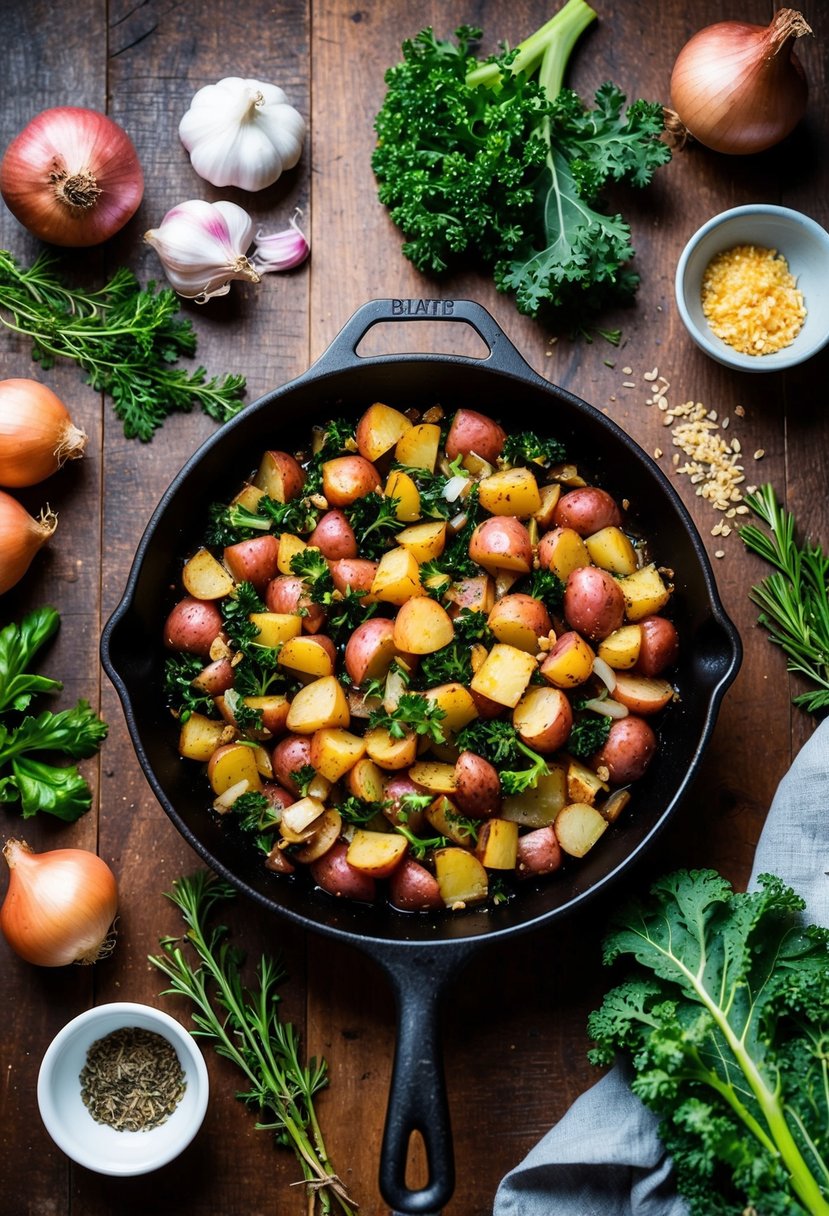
494 718 829 1216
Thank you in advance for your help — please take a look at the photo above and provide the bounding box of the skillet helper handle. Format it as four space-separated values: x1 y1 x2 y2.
373 943 473 1215
309 297 540 379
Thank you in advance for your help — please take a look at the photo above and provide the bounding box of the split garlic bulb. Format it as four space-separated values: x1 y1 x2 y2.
179 77 306 192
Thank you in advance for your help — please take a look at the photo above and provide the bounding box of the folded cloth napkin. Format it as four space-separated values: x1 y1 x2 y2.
493 718 829 1216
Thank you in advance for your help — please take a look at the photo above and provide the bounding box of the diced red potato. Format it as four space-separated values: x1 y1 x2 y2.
488 593 552 654
271 735 314 794
513 686 573 753
310 841 377 902
553 487 623 536
636 615 680 676
330 557 378 597
592 716 657 784
453 750 501 818
537 527 591 581
191 657 235 695
468 516 533 574
445 575 495 617
563 566 626 641
445 408 507 464
515 825 563 878
222 534 281 591
308 510 358 559
383 772 428 830
164 597 224 655
345 617 398 686
265 575 327 633
611 672 675 715
321 455 382 507
253 449 305 502
260 782 296 814
388 858 444 912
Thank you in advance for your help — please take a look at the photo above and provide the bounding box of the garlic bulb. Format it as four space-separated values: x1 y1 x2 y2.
144 199 260 303
179 77 306 192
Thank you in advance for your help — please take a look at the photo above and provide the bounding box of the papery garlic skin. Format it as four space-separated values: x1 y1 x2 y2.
144 199 260 303
179 77 306 192
252 213 310 273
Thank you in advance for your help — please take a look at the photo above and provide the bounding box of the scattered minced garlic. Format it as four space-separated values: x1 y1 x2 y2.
700 244 806 356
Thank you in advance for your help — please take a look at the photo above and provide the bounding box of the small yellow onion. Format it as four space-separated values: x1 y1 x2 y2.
0 379 87 487
0 490 57 594
1 839 118 967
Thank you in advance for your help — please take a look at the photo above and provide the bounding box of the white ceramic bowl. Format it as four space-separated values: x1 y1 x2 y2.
37 1002 209 1175
675 204 829 372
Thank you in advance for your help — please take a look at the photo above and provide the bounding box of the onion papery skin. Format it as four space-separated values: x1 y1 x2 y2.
0 379 87 487
1 839 118 967
670 12 810 155
0 490 58 594
0 107 144 247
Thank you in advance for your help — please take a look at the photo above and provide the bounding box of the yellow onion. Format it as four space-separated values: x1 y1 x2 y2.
1 839 118 967
0 490 57 594
0 379 87 487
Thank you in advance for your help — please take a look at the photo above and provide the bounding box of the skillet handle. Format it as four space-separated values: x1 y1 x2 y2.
308 297 540 380
368 940 475 1215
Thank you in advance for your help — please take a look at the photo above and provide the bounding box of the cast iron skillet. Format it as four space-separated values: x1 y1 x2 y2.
101 299 742 1214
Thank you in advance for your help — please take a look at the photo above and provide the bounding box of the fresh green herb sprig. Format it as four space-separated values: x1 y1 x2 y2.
344 491 406 560
367 692 447 744
163 654 215 723
220 583 297 701
567 712 611 758
150 873 357 1215
0 250 246 441
740 484 829 713
455 718 549 794
527 567 565 613
0 607 108 821
588 869 829 1216
289 548 376 640
206 495 320 547
502 430 566 467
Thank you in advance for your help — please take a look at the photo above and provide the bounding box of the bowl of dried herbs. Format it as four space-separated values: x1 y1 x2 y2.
37 1001 209 1175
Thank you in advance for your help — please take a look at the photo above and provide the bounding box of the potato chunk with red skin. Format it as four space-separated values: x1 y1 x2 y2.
310 842 377 902
388 858 443 912
445 408 506 464
636 615 680 676
322 455 382 507
265 575 327 634
453 750 501 818
345 617 398 686
513 686 573 753
592 716 657 784
164 597 223 655
553 486 622 536
516 825 563 878
469 516 533 575
563 565 626 641
330 557 377 597
223 534 281 591
308 510 358 559
253 449 305 502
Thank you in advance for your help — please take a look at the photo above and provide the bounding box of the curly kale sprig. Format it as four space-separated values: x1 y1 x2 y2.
150 873 357 1215
0 250 245 440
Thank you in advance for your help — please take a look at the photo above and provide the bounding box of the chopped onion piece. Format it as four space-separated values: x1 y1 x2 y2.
592 656 617 693
449 509 469 533
582 697 628 719
213 778 251 813
442 474 468 503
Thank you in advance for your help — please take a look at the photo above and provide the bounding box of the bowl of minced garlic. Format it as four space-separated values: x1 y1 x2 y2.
675 204 829 371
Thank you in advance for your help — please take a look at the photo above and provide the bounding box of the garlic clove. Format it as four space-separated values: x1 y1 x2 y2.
252 212 310 273
145 198 260 303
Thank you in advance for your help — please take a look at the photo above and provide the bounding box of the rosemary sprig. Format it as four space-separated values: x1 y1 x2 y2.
149 872 357 1215
0 250 246 441
740 484 829 713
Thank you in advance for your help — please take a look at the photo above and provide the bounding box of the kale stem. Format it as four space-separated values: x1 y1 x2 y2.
465 0 596 92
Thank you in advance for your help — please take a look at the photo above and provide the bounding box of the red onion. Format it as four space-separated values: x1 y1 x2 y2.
0 106 144 246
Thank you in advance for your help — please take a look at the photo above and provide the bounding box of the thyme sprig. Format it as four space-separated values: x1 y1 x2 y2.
149 873 357 1215
740 484 829 713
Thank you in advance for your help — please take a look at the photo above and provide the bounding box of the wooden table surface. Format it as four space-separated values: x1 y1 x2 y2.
1 2 827 1214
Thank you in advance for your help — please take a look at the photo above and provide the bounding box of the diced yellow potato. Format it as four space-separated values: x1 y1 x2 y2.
346 829 408 877
533 483 561 530
371 547 424 605
364 726 418 769
356 402 413 462
207 742 263 796
285 676 350 734
293 809 343 863
541 528 591 582
250 743 273 778
434 848 489 907
346 757 386 802
408 761 457 794
422 683 478 733
178 712 233 762
395 422 441 472
585 527 639 575
566 757 609 806
252 450 304 501
182 548 235 600
426 796 477 847
232 482 266 512
597 625 642 670
393 597 455 654
618 564 671 621
475 819 519 869
384 469 421 522
396 520 447 563
279 635 335 679
382 660 412 712
478 467 542 517
309 727 366 782
249 612 302 647
554 802 608 857
277 531 306 575
500 766 567 827
280 795 326 843
540 632 595 689
470 643 538 708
